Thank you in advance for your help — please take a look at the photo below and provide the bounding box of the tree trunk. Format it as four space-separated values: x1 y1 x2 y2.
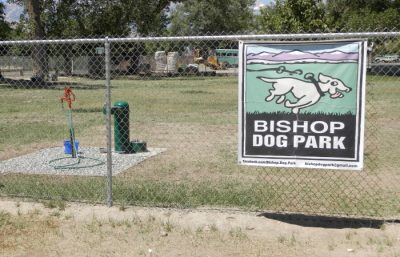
25 0 48 81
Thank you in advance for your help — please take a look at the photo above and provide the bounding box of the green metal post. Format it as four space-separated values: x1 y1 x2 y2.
112 101 130 153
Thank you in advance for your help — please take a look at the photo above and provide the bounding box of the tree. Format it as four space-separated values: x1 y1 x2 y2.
6 0 50 80
40 0 179 37
11 0 183 37
325 0 400 31
25 0 48 80
168 0 256 35
8 0 180 78
0 2 12 79
129 0 177 36
324 0 400 54
0 2 12 40
255 0 328 33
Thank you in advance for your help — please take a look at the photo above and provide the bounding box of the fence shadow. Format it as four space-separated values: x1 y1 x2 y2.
0 77 104 90
257 212 393 229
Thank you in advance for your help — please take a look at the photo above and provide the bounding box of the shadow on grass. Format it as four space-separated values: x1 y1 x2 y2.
73 107 103 113
0 77 104 90
256 212 399 229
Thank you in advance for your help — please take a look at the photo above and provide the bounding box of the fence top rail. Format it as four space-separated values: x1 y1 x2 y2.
0 32 399 45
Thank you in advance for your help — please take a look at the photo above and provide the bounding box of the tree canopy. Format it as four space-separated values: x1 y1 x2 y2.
3 0 400 38
255 0 327 33
0 2 12 39
168 0 256 35
2 0 399 80
7 0 180 38
325 0 400 31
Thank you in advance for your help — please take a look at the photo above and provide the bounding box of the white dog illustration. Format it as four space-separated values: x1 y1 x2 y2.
257 73 352 114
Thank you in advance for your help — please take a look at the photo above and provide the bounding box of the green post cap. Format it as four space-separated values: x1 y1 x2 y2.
114 101 129 108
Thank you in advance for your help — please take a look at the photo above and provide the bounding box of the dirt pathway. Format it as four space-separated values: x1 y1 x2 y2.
0 199 399 257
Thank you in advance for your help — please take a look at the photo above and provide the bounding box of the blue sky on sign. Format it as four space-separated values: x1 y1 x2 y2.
246 43 360 55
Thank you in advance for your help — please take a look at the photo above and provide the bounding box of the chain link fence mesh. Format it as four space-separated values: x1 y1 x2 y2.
0 31 399 219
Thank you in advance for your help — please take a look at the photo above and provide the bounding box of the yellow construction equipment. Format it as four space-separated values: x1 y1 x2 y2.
193 49 222 70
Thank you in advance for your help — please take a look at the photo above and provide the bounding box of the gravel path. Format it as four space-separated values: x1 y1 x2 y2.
0 147 165 176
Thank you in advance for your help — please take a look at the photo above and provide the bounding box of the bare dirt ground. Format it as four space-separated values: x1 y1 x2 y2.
1 199 399 257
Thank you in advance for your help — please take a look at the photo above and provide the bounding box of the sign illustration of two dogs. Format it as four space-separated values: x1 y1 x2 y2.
239 41 367 170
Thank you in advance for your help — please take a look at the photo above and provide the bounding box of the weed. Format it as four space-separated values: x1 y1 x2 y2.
131 215 142 226
108 218 128 228
277 235 286 244
42 199 66 211
182 227 192 236
86 217 103 233
119 202 127 212
289 233 297 246
383 236 394 247
50 211 61 217
13 219 27 230
162 220 174 233
109 218 117 228
122 219 132 228
229 227 247 240
44 218 58 229
64 214 73 220
210 224 218 232
147 215 156 223
0 211 11 227
367 236 377 245
195 227 203 234
136 216 154 234
345 231 355 240
328 240 337 251
30 209 42 217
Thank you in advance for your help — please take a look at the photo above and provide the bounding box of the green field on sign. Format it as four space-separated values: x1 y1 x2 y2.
245 63 359 115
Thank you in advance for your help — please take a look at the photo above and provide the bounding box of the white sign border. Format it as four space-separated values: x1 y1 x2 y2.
238 40 367 170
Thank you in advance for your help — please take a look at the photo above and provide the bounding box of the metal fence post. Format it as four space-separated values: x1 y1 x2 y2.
104 37 113 207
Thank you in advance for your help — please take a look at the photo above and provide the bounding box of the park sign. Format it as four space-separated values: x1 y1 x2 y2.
238 40 367 170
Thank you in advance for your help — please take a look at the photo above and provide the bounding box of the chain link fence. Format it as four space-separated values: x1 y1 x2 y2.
0 31 399 219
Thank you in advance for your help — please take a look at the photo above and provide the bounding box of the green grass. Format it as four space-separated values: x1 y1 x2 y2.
0 75 399 218
1 171 391 216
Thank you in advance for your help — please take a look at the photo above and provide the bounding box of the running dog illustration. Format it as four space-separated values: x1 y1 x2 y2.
257 73 352 114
